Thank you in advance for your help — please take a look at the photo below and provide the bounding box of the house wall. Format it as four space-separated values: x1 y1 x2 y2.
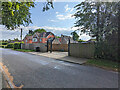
24 38 32 44
33 43 47 52
69 43 95 58
21 43 47 52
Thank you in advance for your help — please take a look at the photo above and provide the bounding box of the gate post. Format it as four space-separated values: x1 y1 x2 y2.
50 40 52 53
47 40 48 52
68 37 70 56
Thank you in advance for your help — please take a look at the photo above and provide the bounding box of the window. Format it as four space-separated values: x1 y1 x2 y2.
32 38 37 42
40 38 42 42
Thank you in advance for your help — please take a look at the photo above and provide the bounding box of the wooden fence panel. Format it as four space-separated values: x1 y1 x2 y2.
70 43 95 58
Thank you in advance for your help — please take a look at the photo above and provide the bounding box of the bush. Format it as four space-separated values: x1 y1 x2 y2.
0 45 7 48
6 43 14 48
13 42 21 49
1 42 8 45
94 41 118 61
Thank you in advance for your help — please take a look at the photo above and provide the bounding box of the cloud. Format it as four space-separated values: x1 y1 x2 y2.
55 4 75 20
48 19 58 22
80 34 91 41
65 4 74 12
0 25 91 40
65 4 71 12
56 12 59 14
56 14 74 20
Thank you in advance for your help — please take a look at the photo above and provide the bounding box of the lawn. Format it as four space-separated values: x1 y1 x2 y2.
85 59 119 72
13 49 35 52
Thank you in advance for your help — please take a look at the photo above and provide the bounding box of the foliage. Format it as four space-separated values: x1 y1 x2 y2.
71 31 79 41
1 0 54 30
13 38 19 41
1 42 8 45
14 49 35 52
33 28 46 34
78 39 85 42
55 36 60 38
74 1 119 42
1 1 35 30
13 42 23 49
0 45 7 48
86 59 118 71
42 0 54 12
6 43 14 48
74 1 119 61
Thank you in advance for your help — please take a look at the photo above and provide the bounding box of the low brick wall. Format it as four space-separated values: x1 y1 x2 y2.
69 43 95 59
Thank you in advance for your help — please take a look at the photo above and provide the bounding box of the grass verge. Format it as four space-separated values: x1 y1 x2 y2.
85 59 119 72
13 49 35 52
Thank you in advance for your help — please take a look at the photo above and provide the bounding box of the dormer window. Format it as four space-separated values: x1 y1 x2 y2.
32 38 37 42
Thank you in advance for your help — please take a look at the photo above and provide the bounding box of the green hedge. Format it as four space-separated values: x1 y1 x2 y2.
13 42 23 49
94 41 118 61
0 42 8 45
6 43 14 48
0 45 7 48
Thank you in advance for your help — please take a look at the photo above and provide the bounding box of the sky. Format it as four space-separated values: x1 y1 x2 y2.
0 1 91 41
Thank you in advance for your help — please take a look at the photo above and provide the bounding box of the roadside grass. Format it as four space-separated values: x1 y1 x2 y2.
85 59 119 72
13 49 35 52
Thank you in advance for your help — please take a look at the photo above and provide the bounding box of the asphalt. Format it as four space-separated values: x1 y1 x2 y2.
0 48 118 88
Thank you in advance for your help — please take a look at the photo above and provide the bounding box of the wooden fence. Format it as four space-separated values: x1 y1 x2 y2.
69 43 95 59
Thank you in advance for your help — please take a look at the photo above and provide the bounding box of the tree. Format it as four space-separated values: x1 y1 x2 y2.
74 1 119 42
14 38 19 41
0 0 53 30
33 28 46 34
71 31 79 41
74 1 119 61
1 1 35 30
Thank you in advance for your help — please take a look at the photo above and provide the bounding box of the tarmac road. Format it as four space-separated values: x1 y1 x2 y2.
0 48 118 88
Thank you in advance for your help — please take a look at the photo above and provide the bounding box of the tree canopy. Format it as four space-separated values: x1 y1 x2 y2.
74 1 119 61
74 1 119 42
0 0 53 30
33 28 46 34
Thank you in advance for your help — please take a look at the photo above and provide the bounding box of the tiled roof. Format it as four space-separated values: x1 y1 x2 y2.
25 35 32 40
35 32 54 38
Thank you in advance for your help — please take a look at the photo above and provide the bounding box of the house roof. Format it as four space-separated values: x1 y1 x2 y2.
52 38 61 44
24 35 32 40
33 32 54 38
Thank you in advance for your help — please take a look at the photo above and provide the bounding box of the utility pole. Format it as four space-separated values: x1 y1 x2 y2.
20 28 23 40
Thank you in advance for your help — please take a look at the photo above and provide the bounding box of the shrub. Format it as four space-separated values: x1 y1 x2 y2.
13 42 21 49
1 42 8 45
0 45 7 48
6 43 14 48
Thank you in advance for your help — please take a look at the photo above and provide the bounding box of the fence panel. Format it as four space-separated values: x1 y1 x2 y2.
70 43 95 58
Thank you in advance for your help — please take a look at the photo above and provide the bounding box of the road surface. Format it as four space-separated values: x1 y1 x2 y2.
0 48 118 88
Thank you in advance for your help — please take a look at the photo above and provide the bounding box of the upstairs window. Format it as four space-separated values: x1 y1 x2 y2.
32 38 37 42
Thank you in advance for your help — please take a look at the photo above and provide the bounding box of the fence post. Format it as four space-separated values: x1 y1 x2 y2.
68 37 70 56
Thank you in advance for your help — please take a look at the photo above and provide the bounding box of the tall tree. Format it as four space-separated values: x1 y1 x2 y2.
74 1 119 60
74 1 119 42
